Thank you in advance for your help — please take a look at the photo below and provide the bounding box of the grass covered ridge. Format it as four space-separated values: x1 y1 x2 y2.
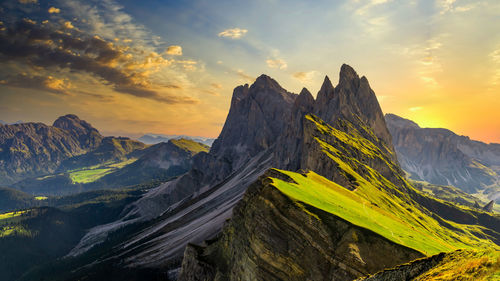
271 170 496 256
268 114 499 256
170 138 210 155
416 249 500 280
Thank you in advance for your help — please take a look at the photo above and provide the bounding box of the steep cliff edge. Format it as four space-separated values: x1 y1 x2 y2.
178 170 423 281
178 112 499 280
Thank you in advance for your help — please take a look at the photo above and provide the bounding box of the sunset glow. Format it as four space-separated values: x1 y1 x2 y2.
0 0 499 143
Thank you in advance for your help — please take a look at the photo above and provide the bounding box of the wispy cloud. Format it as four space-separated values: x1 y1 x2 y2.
489 47 500 85
234 69 254 82
409 106 423 112
218 28 248 39
266 58 287 70
293 71 318 82
166 45 182 56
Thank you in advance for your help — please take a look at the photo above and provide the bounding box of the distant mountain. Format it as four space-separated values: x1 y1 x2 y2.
0 115 150 190
0 120 23 125
13 138 208 195
0 115 104 184
385 114 500 202
58 136 146 171
138 133 215 146
93 138 209 188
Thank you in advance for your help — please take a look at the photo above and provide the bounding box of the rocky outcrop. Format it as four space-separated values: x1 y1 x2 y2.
65 74 297 264
386 113 500 196
178 170 422 281
483 200 494 212
314 65 395 157
360 252 446 281
360 249 500 281
53 114 102 150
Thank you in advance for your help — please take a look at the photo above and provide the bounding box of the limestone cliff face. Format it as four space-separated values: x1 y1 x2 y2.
158 74 297 204
178 170 422 281
275 65 399 175
314 65 395 156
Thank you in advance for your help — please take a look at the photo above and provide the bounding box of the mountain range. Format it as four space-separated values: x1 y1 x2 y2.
0 115 209 196
386 113 500 205
0 65 499 281
8 64 494 281
138 134 215 146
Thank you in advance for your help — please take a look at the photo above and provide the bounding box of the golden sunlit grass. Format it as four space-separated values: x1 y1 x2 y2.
0 210 27 220
415 250 500 281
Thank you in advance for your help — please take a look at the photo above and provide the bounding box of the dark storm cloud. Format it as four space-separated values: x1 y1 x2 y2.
0 19 198 104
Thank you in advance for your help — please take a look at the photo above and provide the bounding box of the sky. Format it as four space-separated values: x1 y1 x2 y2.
0 0 499 143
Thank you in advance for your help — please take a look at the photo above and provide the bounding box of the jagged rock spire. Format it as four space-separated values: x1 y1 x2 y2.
316 76 334 106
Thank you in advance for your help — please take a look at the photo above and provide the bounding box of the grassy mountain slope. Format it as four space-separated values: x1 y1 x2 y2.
271 169 494 255
178 113 500 280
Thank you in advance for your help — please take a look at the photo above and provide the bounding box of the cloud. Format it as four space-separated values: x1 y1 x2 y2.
266 58 287 70
211 83 222 89
409 106 423 112
420 76 438 87
18 0 37 4
293 71 318 82
218 28 248 39
63 21 74 29
166 45 182 56
233 69 254 82
0 19 197 104
0 74 72 95
489 47 500 85
48 7 60 14
490 48 500 64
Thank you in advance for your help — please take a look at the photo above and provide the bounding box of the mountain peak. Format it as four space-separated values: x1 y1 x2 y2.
294 88 314 110
339 64 359 81
53 114 86 127
53 114 102 147
316 75 334 105
385 114 420 129
251 74 284 92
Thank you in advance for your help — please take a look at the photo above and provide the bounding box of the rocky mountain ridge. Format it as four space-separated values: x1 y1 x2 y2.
57 64 500 281
0 115 104 184
138 134 215 146
385 113 500 202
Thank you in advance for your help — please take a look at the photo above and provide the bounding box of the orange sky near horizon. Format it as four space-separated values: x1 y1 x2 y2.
0 0 499 144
